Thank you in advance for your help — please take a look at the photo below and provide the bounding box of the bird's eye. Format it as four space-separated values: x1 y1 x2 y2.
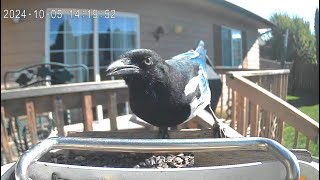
144 57 152 65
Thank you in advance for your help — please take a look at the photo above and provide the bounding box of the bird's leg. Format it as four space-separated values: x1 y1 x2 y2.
205 106 227 138
158 126 170 139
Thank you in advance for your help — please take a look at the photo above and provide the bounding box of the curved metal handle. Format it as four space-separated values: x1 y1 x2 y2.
15 137 300 180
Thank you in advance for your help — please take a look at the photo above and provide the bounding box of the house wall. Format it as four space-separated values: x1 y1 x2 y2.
1 0 262 89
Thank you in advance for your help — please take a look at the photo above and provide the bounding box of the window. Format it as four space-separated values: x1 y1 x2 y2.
221 26 242 67
46 9 139 82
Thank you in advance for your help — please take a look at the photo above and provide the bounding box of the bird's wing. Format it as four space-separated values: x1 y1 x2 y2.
166 40 211 120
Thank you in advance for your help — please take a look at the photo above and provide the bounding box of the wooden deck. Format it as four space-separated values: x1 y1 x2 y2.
1 69 319 165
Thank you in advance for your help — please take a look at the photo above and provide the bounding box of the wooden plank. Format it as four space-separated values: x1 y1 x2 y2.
276 118 284 144
228 70 290 77
236 94 242 133
1 106 13 163
264 112 272 138
239 96 248 136
293 130 299 148
243 97 248 136
82 93 93 131
226 87 231 121
219 74 224 118
305 138 310 150
249 101 259 137
1 80 127 101
25 100 38 144
226 74 319 142
107 92 118 131
53 96 65 137
237 95 244 135
273 75 284 143
230 90 236 129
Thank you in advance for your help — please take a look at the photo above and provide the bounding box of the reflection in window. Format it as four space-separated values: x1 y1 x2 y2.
221 27 242 67
48 9 139 82
98 15 138 81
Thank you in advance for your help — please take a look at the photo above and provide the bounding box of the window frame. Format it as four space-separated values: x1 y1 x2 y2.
221 25 243 68
45 8 140 82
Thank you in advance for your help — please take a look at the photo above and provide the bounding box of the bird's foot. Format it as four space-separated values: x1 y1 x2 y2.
158 127 170 139
212 122 227 138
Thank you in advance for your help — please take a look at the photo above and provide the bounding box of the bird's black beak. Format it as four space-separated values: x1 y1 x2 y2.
106 58 140 76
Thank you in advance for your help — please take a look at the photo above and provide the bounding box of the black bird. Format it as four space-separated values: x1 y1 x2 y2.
106 40 226 138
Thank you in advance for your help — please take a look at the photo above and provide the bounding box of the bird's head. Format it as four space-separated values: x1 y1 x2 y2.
106 49 165 81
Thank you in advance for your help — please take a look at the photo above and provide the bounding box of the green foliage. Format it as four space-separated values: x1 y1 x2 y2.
315 9 319 64
261 13 316 64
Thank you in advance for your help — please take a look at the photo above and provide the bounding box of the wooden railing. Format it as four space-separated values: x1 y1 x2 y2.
214 67 259 120
224 70 319 149
1 69 318 164
1 80 128 162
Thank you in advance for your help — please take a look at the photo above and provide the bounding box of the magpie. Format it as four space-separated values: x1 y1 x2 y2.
106 40 226 138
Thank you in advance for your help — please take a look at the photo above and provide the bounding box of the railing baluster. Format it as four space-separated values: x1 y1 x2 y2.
249 101 259 137
293 130 299 148
25 100 38 144
305 137 310 150
264 112 272 138
231 90 237 129
107 91 118 131
276 119 284 144
82 93 93 131
237 95 245 135
219 74 224 118
53 96 65 137
1 106 13 163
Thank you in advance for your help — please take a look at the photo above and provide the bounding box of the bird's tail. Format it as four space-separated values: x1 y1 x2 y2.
195 40 207 58
193 40 207 71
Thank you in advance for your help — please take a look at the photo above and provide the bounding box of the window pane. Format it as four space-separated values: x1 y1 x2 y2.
50 17 65 32
125 17 137 33
65 33 79 49
232 30 242 66
125 34 136 49
99 50 111 66
81 16 93 32
65 51 79 64
100 68 112 81
111 16 125 32
221 27 232 66
89 69 95 81
98 17 111 33
81 33 93 49
99 33 111 48
50 33 64 50
113 50 125 61
112 33 125 49
65 16 81 34
81 50 93 67
48 9 139 84
50 52 64 63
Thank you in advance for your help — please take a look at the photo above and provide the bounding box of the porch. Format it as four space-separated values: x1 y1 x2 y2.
1 69 319 164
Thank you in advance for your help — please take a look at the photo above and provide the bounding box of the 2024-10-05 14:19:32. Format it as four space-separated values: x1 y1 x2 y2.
2 9 116 19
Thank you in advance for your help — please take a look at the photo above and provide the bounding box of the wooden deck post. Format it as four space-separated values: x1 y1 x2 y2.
53 96 65 137
82 93 93 131
1 106 13 163
25 100 38 144
107 92 118 131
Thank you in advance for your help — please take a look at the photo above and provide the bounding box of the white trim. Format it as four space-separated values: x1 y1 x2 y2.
93 15 100 82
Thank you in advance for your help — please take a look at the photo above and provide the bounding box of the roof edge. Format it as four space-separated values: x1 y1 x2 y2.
209 0 276 28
